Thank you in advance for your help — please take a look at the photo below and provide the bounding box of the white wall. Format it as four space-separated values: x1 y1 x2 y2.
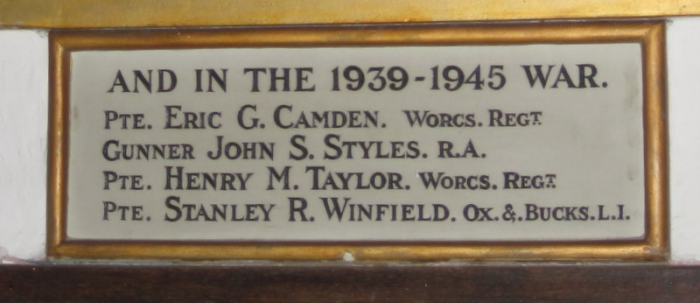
0 30 47 261
668 18 700 263
1 18 699 262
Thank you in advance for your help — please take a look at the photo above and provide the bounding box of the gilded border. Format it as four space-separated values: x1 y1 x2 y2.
1 0 698 29
48 22 668 261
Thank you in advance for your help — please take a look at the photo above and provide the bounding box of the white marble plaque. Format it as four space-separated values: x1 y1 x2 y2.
62 43 647 243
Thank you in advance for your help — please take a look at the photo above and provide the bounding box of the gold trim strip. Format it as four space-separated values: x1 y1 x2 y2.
48 22 668 261
1 0 698 29
642 23 669 254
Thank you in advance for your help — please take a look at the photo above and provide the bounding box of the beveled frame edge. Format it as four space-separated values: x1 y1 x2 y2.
47 22 668 261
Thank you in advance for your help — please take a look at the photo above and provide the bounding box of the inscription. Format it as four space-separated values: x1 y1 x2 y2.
65 43 645 242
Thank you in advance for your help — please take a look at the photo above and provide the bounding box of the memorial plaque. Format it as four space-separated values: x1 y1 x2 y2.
48 23 667 260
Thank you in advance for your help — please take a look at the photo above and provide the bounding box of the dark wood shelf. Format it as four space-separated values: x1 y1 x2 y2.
1 264 699 302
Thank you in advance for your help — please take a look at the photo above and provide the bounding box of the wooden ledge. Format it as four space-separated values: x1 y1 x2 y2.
0 0 699 29
1 264 699 302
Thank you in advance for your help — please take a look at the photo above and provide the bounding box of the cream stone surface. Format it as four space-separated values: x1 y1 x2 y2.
65 44 644 241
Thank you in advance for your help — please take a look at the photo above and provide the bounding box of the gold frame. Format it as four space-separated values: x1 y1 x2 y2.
48 22 668 261
1 0 698 28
